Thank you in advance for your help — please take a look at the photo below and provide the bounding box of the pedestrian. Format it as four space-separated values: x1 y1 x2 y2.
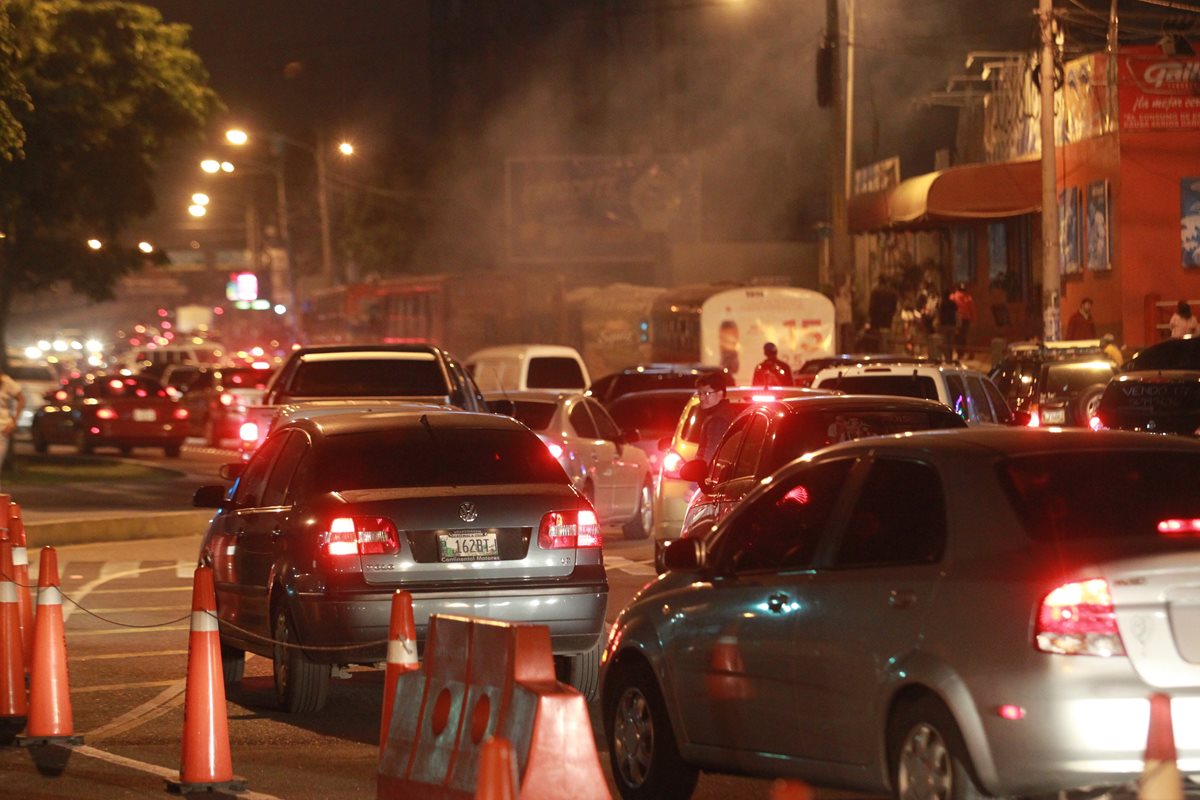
950 282 976 358
936 287 957 360
834 277 854 354
1065 297 1097 340
0 365 24 488
1169 299 1200 339
868 280 899 352
752 342 794 388
694 372 736 464
1100 333 1124 367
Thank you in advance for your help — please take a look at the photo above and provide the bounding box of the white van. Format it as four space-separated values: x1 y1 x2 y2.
466 344 590 393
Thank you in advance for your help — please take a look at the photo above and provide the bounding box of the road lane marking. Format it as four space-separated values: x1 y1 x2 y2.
604 555 657 576
70 624 189 636
86 605 189 613
74 679 186 693
59 563 182 622
71 649 188 662
87 680 185 740
89 586 191 594
72 745 284 800
99 561 141 580
175 559 197 579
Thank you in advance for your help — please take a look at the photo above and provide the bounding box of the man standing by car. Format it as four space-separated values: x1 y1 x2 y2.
0 366 24 486
695 372 736 463
752 342 794 387
1066 297 1097 340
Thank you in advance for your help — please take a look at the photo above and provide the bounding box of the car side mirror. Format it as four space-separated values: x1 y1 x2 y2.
678 458 708 484
218 462 245 481
1009 410 1032 427
663 537 706 572
657 435 672 451
193 485 230 509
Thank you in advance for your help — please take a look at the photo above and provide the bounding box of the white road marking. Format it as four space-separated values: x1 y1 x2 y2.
604 554 657 576
73 678 186 693
59 563 182 622
85 605 188 614
72 744 284 800
175 559 197 579
86 680 185 740
99 561 142 580
71 649 188 662
89 585 191 595
70 624 189 637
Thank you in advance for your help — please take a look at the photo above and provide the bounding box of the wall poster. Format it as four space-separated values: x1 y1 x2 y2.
1059 187 1082 274
1086 180 1111 272
952 228 974 285
1183 177 1200 268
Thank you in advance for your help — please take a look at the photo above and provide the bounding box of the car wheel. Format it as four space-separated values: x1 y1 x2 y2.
31 428 48 454
1076 386 1105 425
604 659 697 800
272 605 330 713
75 431 92 455
889 698 987 800
164 443 182 458
622 479 653 541
221 641 245 685
556 636 602 702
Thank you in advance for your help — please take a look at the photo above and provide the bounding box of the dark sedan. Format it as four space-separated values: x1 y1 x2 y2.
193 406 608 712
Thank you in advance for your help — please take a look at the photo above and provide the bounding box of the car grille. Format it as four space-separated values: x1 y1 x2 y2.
404 527 532 563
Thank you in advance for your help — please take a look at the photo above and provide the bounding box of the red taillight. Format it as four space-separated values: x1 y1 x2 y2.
173 407 189 420
219 392 234 407
95 406 118 420
538 509 601 549
661 450 685 477
1035 578 1125 657
546 441 564 459
751 394 777 403
321 516 399 556
1158 518 1200 537
239 422 258 443
1088 415 1104 431
1027 411 1040 428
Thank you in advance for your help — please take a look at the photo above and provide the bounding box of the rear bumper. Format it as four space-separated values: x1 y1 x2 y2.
287 582 608 665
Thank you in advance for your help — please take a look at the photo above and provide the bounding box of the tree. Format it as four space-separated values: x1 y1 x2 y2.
0 8 30 162
0 1 220 366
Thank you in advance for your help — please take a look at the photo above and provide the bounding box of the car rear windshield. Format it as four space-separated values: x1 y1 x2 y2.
816 374 940 401
88 376 170 399
608 394 692 437
222 368 272 389
504 400 557 431
777 408 964 458
1128 339 1200 372
526 357 586 389
314 427 567 490
1041 362 1115 398
288 359 448 397
998 451 1200 540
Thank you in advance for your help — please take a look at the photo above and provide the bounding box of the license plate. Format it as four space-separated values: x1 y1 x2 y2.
438 531 499 562
1042 408 1066 424
132 409 156 422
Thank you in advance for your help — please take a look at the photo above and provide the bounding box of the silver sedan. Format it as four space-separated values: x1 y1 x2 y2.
601 428 1200 799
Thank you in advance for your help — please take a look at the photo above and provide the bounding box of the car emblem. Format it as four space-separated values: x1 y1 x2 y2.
459 502 478 523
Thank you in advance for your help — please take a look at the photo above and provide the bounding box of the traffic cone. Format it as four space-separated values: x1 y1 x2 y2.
379 590 420 748
9 507 33 672
0 541 27 722
1139 692 1183 800
17 546 82 746
771 779 813 800
167 565 246 794
0 493 11 540
474 736 518 800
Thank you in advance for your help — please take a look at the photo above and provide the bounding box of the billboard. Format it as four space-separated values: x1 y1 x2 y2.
1119 51 1200 131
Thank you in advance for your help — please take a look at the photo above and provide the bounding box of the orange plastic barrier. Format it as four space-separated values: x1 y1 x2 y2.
474 736 517 800
17 546 82 746
0 541 27 721
9 507 33 671
1139 692 1183 800
377 614 609 800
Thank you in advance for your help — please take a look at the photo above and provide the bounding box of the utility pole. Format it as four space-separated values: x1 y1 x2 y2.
1039 0 1061 340
315 132 335 288
825 0 854 292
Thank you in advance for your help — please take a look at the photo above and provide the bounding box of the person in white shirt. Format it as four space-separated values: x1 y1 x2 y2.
1169 300 1200 339
0 368 25 488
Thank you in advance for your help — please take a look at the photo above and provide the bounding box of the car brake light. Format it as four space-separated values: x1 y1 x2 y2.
321 516 399 556
1027 411 1040 428
751 394 777 403
1035 578 1125 657
173 407 189 420
662 450 684 477
220 392 234 407
1088 415 1104 431
95 406 118 420
239 422 258 443
538 509 601 549
546 441 564 459
1157 518 1200 537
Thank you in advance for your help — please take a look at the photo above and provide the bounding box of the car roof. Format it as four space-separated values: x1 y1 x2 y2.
606 363 725 375
605 387 700 403
286 407 521 438
810 426 1200 459
292 343 445 357
812 363 984 378
775 394 956 415
483 389 577 403
467 344 582 359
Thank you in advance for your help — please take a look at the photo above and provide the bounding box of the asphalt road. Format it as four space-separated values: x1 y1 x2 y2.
0 440 824 799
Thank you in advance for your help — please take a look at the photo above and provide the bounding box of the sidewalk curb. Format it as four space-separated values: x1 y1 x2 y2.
22 510 214 548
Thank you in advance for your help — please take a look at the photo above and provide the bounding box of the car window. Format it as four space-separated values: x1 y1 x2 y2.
587 374 617 403
966 377 995 422
586 399 622 441
732 413 769 479
815 374 939 401
287 357 449 397
233 434 288 507
89 376 170 400
262 432 308 507
709 417 748 483
1042 362 1116 399
607 394 692 438
983 379 1013 423
770 407 964 470
506 400 557 431
944 374 970 421
832 458 946 568
569 401 598 438
716 459 854 573
527 357 586 389
1127 338 1200 372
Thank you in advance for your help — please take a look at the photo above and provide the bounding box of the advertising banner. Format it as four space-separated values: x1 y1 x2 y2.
1119 51 1200 131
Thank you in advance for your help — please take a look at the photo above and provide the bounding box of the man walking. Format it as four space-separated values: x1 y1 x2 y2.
950 283 976 358
751 342 794 387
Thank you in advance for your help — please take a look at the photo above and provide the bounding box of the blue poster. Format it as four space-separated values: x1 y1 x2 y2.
987 223 1007 283
1059 188 1081 274
1183 177 1200 268
1086 180 1111 272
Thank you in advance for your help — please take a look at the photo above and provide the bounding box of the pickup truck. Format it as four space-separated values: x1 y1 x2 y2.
240 344 487 454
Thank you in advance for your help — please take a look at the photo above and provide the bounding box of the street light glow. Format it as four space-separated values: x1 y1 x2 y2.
188 204 207 218
192 193 210 206
87 239 102 250
338 142 354 156
138 241 153 254
201 159 220 173
225 129 249 145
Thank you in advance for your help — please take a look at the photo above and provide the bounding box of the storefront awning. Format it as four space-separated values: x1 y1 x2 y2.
849 158 1043 232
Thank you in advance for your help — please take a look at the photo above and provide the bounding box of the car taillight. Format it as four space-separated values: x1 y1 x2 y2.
1158 518 1200 537
239 422 258 443
661 450 684 477
1035 578 1125 657
95 406 118 420
173 407 189 420
538 509 601 549
751 394 777 403
1089 415 1105 431
546 441 564 459
1027 411 1040 428
219 392 234 407
321 516 399 556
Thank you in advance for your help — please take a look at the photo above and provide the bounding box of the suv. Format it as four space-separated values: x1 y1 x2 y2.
811 362 1013 426
1095 336 1200 436
990 340 1116 427
587 364 732 406
161 364 274 447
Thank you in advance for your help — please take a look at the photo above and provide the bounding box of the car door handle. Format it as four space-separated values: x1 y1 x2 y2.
888 589 917 609
767 593 790 614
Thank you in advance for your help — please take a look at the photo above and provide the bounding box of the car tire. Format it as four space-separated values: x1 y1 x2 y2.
75 431 92 455
622 479 653 541
221 641 245 685
888 697 988 800
164 443 182 458
604 658 697 800
31 428 48 454
272 605 330 713
557 636 602 703
1076 386 1105 425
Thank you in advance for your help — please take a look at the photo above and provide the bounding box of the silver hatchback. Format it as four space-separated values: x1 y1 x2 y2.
602 428 1200 799
195 407 608 712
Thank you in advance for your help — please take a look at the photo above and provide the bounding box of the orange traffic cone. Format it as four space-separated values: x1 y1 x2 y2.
380 590 420 748
474 736 518 800
0 493 11 539
9 507 33 672
17 546 82 746
771 779 813 800
0 541 27 722
167 565 246 794
1139 692 1183 800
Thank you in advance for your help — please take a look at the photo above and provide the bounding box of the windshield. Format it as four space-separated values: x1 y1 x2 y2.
504 400 557 431
608 394 692 437
815 374 940 401
288 358 448 397
1041 362 1115 398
